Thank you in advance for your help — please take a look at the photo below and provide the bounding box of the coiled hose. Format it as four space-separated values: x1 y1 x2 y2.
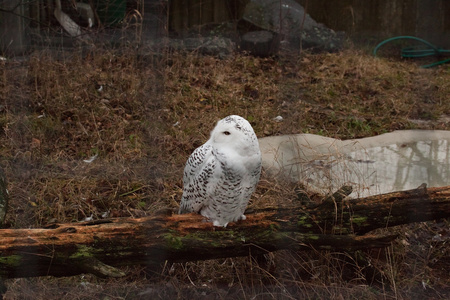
373 36 450 68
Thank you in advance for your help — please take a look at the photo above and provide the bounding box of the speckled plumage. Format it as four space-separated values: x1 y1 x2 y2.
179 115 262 227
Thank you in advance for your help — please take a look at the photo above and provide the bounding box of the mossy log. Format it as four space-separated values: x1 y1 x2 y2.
0 185 449 279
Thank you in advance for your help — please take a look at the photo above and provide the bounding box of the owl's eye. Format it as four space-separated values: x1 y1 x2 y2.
223 131 231 135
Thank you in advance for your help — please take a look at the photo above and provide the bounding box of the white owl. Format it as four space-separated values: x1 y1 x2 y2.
179 115 262 227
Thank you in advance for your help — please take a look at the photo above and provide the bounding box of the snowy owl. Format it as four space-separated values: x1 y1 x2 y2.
179 115 262 227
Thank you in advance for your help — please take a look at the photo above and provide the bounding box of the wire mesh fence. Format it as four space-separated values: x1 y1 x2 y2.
0 1 449 299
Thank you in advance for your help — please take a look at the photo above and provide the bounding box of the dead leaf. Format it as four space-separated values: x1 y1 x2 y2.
31 138 41 149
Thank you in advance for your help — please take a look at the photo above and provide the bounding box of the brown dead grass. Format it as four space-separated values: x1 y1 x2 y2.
0 43 449 299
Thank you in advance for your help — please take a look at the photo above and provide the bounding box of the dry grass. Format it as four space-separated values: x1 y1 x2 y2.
0 42 449 299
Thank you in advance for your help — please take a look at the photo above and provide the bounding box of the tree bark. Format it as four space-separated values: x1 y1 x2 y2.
0 185 449 279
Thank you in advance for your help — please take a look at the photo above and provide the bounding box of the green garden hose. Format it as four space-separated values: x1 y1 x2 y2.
373 36 450 68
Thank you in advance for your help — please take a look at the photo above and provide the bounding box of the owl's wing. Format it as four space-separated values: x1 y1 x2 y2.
179 144 216 214
240 160 262 213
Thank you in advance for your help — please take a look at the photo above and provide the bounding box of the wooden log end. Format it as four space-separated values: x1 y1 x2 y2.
240 30 279 57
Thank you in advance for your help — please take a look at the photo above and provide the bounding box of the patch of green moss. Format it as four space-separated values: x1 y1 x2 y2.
269 223 281 232
69 245 95 260
298 215 313 228
163 233 184 250
351 215 368 225
0 255 22 267
332 226 351 234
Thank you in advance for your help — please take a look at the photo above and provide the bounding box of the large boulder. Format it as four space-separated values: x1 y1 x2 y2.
242 0 345 53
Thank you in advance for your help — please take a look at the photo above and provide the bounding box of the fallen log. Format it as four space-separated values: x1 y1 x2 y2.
0 185 449 279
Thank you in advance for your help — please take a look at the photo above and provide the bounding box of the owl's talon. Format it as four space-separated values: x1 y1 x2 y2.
213 220 228 227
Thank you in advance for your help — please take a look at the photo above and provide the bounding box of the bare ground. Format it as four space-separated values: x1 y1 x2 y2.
0 44 449 299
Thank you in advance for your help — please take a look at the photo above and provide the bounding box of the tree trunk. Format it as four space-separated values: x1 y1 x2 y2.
0 185 449 279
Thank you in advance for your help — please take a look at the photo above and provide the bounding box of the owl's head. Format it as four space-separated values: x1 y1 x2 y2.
209 115 259 154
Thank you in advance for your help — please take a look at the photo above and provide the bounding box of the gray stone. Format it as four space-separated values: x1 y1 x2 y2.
243 0 319 35
168 37 235 58
242 0 345 53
